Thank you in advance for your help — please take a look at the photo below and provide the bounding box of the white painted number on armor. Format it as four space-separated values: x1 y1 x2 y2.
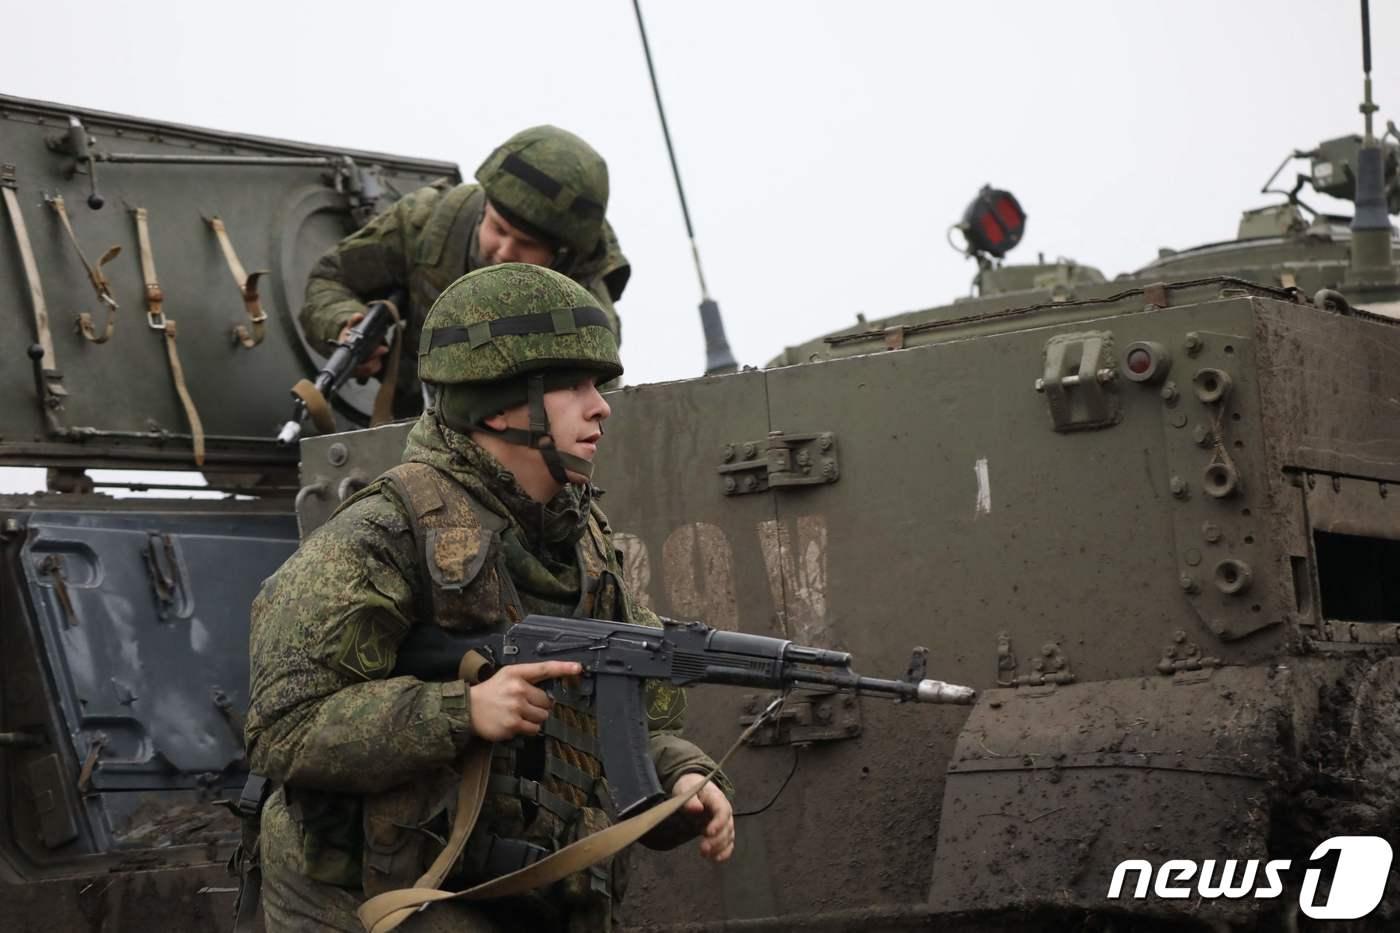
612 533 651 608
757 515 830 645
661 523 738 630
974 457 992 516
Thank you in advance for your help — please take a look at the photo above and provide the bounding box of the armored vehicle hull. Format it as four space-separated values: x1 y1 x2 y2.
300 280 1400 930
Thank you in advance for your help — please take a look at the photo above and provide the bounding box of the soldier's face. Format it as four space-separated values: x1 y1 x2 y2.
482 375 611 497
479 202 556 267
542 376 611 479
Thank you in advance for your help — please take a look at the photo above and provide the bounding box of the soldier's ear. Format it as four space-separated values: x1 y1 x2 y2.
482 410 510 430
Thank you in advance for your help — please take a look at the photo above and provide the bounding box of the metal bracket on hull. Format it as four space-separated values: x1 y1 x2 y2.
718 431 839 496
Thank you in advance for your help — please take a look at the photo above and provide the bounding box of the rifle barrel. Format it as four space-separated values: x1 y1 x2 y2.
786 668 976 705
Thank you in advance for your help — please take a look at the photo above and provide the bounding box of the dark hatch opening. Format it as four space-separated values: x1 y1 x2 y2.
1314 531 1400 622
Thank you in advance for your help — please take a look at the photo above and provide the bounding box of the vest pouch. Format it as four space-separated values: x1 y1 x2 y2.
554 805 616 914
425 526 492 591
361 767 456 896
284 787 364 887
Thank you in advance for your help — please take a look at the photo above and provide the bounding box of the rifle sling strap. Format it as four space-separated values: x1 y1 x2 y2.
132 207 206 466
457 649 493 684
357 705 765 933
232 861 262 933
291 379 336 435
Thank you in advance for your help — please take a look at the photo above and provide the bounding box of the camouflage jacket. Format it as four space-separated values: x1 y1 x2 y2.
246 415 721 906
299 182 631 417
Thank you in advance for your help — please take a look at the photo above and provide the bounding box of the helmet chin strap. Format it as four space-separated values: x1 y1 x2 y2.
477 374 595 484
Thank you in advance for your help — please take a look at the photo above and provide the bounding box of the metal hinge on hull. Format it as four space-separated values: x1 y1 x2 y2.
738 688 861 746
719 431 839 496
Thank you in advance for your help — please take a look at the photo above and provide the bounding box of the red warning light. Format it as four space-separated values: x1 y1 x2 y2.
979 212 1005 246
993 195 1023 232
960 186 1026 258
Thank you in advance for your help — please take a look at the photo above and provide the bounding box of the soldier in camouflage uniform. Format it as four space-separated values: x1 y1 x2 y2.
299 125 631 418
248 263 733 932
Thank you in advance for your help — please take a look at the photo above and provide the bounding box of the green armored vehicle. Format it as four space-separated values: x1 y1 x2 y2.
4 12 1400 933
296 11 1400 932
295 43 1400 933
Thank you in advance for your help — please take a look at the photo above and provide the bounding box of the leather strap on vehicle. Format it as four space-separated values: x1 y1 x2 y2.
291 379 336 434
163 320 205 465
206 215 269 349
357 698 776 933
132 207 206 465
49 194 121 343
1 165 67 409
76 735 107 794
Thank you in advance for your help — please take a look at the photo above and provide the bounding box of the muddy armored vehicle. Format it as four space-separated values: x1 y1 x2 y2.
298 42 1400 933
3 15 1400 933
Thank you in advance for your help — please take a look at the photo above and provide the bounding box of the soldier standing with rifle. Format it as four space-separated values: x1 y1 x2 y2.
300 126 632 421
246 263 732 933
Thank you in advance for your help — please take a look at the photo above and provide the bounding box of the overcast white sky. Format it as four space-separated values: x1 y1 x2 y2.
2 0 1398 493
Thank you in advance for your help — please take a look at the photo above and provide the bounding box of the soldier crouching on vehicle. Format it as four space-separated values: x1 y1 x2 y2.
246 263 733 932
300 125 632 418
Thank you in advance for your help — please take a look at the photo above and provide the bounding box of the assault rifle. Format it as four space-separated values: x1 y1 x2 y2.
276 292 403 445
392 614 975 818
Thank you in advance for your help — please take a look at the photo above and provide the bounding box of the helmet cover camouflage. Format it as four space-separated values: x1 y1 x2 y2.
418 263 622 387
475 125 610 257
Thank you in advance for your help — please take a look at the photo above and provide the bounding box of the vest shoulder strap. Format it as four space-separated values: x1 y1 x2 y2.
416 184 483 275
381 462 503 594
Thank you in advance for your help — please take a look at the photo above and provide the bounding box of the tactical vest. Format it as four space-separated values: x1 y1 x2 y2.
354 461 636 926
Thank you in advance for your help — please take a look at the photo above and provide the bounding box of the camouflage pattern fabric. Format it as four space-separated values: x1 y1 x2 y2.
246 412 722 932
299 182 629 418
259 791 509 933
417 263 621 386
475 125 610 257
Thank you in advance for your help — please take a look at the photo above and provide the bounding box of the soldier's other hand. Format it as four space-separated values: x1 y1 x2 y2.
672 773 735 863
468 661 582 742
337 312 388 379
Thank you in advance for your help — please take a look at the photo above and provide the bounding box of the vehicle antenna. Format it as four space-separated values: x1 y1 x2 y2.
1360 0 1376 142
631 0 738 374
1346 0 1396 287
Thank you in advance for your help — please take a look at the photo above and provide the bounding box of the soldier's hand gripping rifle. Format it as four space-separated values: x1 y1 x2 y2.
276 292 404 445
392 614 976 819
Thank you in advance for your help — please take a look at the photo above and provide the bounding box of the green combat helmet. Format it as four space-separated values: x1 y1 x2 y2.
476 125 610 263
419 262 622 484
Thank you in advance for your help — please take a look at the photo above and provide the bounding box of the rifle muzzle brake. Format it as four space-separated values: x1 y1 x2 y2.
915 679 977 705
